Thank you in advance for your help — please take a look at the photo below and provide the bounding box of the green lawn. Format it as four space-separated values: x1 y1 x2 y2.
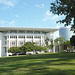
0 52 75 75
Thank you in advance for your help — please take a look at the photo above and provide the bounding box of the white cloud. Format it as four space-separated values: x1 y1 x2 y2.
9 20 15 25
42 10 62 22
0 0 14 7
0 20 16 25
0 20 7 25
42 17 50 22
46 10 52 16
51 15 60 21
6 1 14 7
35 3 44 9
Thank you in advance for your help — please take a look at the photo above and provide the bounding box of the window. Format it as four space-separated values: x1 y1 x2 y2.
34 31 40 34
10 36 17 38
4 31 8 34
35 41 41 46
18 36 25 38
27 31 33 33
10 31 17 33
5 36 7 40
42 32 47 34
5 47 7 53
18 31 25 33
34 36 41 38
27 36 33 38
5 41 7 45
12 41 15 46
20 42 24 45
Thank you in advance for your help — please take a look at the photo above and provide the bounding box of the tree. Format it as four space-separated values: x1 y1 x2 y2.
70 35 75 46
20 45 30 55
62 40 72 52
34 45 47 52
55 37 65 45
45 37 49 46
8 47 20 53
54 37 65 52
50 0 75 32
20 42 35 54
48 43 54 50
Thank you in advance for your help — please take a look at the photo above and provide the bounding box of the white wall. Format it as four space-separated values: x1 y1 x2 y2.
0 33 3 57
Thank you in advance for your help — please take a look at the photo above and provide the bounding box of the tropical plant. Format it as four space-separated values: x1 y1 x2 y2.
45 37 49 46
54 37 65 52
55 37 65 45
62 40 72 52
48 43 54 50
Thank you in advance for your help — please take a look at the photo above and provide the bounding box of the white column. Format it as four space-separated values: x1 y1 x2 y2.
7 31 10 56
8 35 10 49
7 33 10 56
42 35 45 46
25 35 27 42
0 33 3 57
53 32 55 53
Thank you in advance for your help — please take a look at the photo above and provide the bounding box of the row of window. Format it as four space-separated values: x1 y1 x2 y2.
4 31 47 34
10 41 41 47
8 36 42 38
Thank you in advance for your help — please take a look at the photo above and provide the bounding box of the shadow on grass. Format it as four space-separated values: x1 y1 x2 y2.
0 52 75 62
0 52 75 75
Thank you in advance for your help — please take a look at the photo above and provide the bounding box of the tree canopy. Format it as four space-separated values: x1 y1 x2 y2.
54 37 65 45
8 42 47 55
8 47 20 53
50 0 75 32
20 42 35 54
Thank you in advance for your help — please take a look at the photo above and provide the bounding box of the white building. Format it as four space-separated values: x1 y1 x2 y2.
0 27 58 57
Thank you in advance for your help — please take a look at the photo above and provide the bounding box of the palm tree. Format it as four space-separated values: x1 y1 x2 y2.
45 37 49 46
55 37 65 52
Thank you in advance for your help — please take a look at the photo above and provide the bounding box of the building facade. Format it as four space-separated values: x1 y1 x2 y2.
0 27 58 57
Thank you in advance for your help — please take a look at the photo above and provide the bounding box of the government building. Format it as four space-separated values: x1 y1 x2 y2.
0 27 58 57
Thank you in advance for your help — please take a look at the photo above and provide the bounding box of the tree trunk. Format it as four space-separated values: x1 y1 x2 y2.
24 51 26 55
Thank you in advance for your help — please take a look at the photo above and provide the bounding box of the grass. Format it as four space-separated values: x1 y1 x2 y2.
0 52 75 75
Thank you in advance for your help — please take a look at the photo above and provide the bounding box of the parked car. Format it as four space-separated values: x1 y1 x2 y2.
8 52 13 56
16 52 25 55
26 51 35 55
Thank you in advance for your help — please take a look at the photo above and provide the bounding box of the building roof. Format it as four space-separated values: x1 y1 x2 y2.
0 27 59 32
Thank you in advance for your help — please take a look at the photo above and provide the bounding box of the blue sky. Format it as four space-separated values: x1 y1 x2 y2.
0 0 64 28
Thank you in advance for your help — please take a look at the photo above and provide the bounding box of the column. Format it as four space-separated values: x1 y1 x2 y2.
7 33 10 56
25 35 27 42
8 35 10 49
